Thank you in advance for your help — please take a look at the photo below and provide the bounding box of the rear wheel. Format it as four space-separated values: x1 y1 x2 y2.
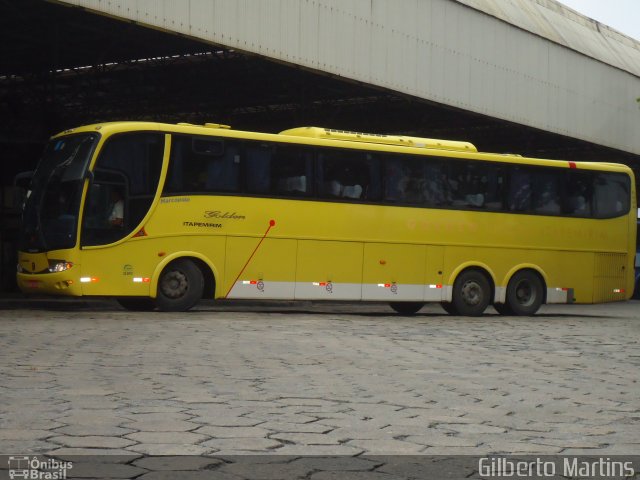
155 259 204 312
451 270 491 316
117 297 155 311
389 302 424 315
506 270 543 316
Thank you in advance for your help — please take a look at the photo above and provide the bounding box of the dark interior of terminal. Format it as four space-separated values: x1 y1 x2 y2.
1 0 639 292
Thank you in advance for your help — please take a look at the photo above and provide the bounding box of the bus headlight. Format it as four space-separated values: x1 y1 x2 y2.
48 260 73 273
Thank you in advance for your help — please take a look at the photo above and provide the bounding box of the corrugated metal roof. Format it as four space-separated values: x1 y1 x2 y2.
55 0 640 155
454 0 640 77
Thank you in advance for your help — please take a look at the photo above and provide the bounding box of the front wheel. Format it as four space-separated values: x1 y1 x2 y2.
389 302 424 315
155 259 204 312
451 270 491 316
506 270 543 316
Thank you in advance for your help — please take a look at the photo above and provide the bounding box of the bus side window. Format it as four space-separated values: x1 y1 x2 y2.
165 136 200 193
205 145 239 192
383 156 424 204
383 157 405 203
271 146 313 196
564 171 593 217
423 161 449 207
593 172 630 218
319 150 376 201
447 163 464 207
449 163 487 208
481 164 506 211
363 154 381 201
164 135 239 194
532 171 561 214
245 143 272 194
471 163 506 212
508 168 532 212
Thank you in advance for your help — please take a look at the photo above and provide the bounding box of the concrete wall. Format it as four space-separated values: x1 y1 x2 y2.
57 0 640 155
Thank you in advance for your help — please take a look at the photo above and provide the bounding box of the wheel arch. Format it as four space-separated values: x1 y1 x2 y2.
499 264 548 304
150 252 219 299
444 262 496 302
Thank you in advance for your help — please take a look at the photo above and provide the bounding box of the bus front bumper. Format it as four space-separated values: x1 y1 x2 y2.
17 271 83 296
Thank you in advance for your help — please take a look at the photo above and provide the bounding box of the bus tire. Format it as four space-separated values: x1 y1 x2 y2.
506 270 543 316
440 302 459 315
493 303 514 315
117 297 156 311
155 259 204 312
452 270 491 316
389 302 424 315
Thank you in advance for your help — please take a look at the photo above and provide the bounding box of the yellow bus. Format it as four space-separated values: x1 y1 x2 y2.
17 121 636 315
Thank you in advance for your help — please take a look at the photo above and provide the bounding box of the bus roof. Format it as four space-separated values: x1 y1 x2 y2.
55 121 633 174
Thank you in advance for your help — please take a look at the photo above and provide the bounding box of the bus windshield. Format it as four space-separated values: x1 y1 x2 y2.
20 133 98 253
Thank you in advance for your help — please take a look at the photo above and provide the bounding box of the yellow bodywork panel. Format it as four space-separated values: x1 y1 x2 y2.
362 243 426 286
224 237 297 297
297 240 363 283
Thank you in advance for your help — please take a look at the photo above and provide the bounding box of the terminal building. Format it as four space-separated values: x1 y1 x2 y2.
1 0 639 291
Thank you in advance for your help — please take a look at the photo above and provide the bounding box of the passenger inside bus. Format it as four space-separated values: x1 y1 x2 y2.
273 154 308 195
508 170 532 211
533 176 561 214
384 160 421 203
464 175 486 207
566 177 591 216
449 170 485 208
423 165 448 206
108 188 124 228
324 162 364 199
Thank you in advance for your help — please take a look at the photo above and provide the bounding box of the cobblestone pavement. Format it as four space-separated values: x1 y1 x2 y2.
0 299 638 463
